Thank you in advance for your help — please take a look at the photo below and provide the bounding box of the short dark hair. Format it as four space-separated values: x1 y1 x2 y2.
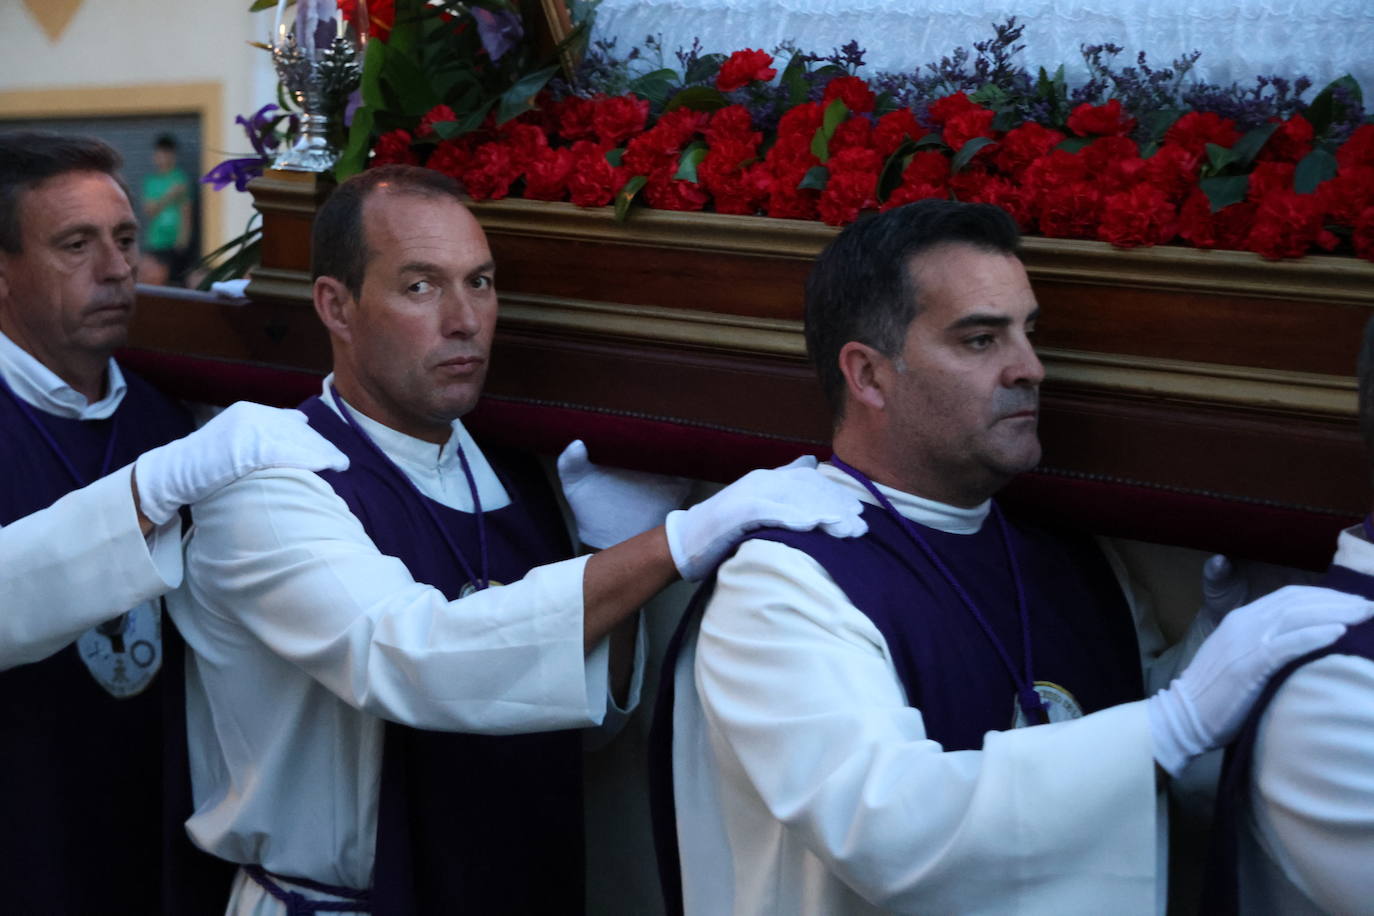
0 131 125 254
803 199 1022 419
154 134 178 152
1358 317 1374 458
312 165 468 298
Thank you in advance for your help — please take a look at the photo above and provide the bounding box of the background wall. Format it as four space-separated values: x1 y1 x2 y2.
0 0 279 252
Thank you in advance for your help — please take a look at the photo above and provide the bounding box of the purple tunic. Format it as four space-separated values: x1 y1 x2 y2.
0 370 231 914
299 397 583 916
1204 565 1374 914
650 503 1143 915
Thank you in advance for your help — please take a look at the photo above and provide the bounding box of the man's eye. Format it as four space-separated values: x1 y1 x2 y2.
407 280 434 294
64 239 87 253
966 334 995 351
117 236 137 251
470 275 492 290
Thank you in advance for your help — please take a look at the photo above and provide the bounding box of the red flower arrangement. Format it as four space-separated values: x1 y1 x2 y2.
361 48 1374 263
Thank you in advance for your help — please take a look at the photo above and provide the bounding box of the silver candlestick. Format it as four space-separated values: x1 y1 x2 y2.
271 29 364 172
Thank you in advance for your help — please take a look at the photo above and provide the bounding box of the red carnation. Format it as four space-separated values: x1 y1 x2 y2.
967 176 1035 232
948 166 995 202
1164 111 1242 156
523 146 575 201
369 129 419 167
567 148 625 208
716 49 776 92
1338 124 1374 172
1246 161 1297 201
995 122 1066 178
416 104 458 139
1246 190 1337 259
699 140 766 215
766 165 820 220
1066 99 1138 138
1177 189 1256 251
1260 115 1315 164
776 102 825 140
424 138 475 180
706 105 759 147
943 108 996 155
823 76 877 115
926 92 980 127
1021 149 1088 199
498 122 549 170
830 117 874 153
873 109 927 157
881 180 947 211
1353 206 1374 262
1140 144 1203 202
1097 184 1177 248
555 95 599 141
1317 165 1374 225
817 168 879 226
461 144 520 201
592 93 650 147
1037 180 1102 239
1081 136 1140 176
644 165 709 212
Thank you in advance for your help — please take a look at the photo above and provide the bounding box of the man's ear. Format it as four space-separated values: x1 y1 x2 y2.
313 275 355 342
837 341 890 412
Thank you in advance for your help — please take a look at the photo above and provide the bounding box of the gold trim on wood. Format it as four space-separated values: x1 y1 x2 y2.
471 199 1374 306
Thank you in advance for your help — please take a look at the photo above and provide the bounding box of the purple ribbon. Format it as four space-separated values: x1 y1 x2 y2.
1362 514 1374 544
329 385 489 593
829 455 1048 725
0 371 119 488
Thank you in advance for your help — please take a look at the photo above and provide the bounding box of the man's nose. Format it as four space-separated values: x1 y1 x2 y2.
1006 335 1044 387
100 237 134 282
441 293 482 338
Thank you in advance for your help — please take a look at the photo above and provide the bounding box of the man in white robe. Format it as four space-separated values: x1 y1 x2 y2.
664 199 1371 916
168 164 867 913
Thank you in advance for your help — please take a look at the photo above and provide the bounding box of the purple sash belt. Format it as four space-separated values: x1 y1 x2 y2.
244 865 372 915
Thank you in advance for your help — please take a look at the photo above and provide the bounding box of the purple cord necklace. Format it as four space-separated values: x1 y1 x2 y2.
0 371 119 487
829 455 1048 724
329 384 489 592
1363 515 1374 544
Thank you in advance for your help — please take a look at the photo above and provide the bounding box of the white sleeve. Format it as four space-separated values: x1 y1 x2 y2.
184 467 607 734
0 464 182 670
695 539 1160 913
1251 653 1374 913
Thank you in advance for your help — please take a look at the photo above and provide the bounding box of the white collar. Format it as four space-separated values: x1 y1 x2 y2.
1333 524 1374 577
819 462 990 535
0 329 125 420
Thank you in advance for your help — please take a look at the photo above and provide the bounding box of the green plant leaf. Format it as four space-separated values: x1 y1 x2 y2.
950 136 995 173
664 86 729 113
674 141 709 183
810 98 849 163
381 46 440 115
873 91 898 117
629 68 679 106
877 140 918 202
434 98 495 138
359 38 390 110
497 64 559 125
1204 142 1240 175
1140 108 1184 143
614 175 648 221
1305 74 1362 136
1055 136 1093 154
1294 148 1339 193
991 109 1023 132
797 165 829 191
913 134 947 151
334 106 375 181
249 0 281 12
782 51 809 108
685 53 728 86
1229 123 1280 168
1199 175 1249 212
969 84 1009 107
604 147 625 167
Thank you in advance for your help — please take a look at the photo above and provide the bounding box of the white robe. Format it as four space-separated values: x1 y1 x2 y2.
168 378 643 911
672 465 1176 915
1240 526 1374 915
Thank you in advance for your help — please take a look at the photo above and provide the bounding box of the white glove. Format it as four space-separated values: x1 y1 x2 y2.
665 455 869 581
1147 585 1374 776
556 439 693 549
134 401 350 524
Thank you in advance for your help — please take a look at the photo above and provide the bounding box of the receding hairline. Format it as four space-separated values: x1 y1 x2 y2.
349 181 486 288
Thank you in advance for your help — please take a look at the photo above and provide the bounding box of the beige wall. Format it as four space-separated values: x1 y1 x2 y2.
0 0 280 250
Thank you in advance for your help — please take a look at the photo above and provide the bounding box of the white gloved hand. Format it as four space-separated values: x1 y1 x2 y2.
556 439 693 549
134 401 350 525
665 455 869 581
1147 584 1374 776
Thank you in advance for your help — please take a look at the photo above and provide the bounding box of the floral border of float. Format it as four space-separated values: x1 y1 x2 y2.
208 9 1374 274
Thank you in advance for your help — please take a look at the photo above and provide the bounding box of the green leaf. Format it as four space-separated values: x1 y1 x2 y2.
359 38 390 110
685 53 728 86
1305 75 1362 136
969 84 1009 107
810 98 849 163
1055 136 1094 154
782 51 809 108
664 86 729 113
674 141 709 182
913 134 947 151
797 165 830 191
334 106 374 182
614 175 648 221
877 143 916 202
1140 108 1184 143
1294 148 1339 193
990 109 1023 133
249 0 281 12
629 68 679 106
950 136 996 173
1230 123 1280 168
1204 142 1240 175
1199 175 1250 212
433 98 495 138
380 47 440 116
872 91 898 117
497 64 559 125
604 147 625 167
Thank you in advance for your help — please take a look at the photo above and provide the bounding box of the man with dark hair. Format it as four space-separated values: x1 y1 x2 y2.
168 164 866 914
657 199 1371 915
139 133 191 285
0 130 346 912
1204 318 1374 915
